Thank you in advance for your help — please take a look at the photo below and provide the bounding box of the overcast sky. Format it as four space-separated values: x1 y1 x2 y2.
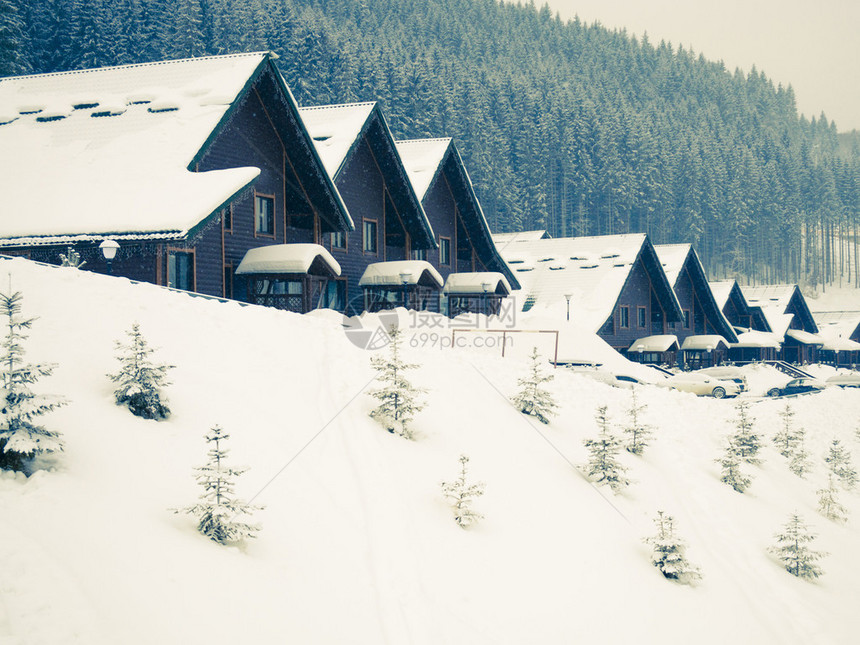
537 0 859 132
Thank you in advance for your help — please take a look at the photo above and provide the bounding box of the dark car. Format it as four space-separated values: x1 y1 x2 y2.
767 378 826 398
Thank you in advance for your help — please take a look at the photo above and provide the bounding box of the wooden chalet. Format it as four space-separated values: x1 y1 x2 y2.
298 103 436 314
709 280 780 362
394 138 520 316
812 311 860 367
494 233 684 362
0 52 352 312
742 285 822 364
655 244 737 368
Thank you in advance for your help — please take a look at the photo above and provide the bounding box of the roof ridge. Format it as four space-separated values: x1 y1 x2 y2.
298 101 377 112
0 52 270 82
395 137 453 145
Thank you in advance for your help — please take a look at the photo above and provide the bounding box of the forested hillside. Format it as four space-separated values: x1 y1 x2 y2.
2 0 858 286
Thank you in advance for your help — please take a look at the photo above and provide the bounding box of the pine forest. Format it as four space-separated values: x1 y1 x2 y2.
2 0 859 287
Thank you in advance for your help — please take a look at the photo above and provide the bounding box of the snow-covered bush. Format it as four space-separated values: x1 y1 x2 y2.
730 400 761 465
817 480 848 524
769 513 827 580
511 346 557 424
440 454 485 528
644 511 701 584
173 425 263 545
0 291 66 472
622 388 653 455
58 246 85 268
107 323 174 420
582 406 629 491
716 442 752 493
824 438 857 490
368 325 425 439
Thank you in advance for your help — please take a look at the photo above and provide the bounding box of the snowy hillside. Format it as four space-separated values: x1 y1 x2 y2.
1 256 860 645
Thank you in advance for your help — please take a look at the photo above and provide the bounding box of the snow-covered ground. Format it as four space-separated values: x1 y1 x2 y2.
1 256 860 644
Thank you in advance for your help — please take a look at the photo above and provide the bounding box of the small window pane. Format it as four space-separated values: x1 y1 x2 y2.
440 238 451 265
363 220 377 253
255 195 274 235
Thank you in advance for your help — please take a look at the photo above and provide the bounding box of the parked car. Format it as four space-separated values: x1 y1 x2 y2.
659 372 741 398
565 366 647 389
766 378 826 398
693 366 748 392
825 373 860 389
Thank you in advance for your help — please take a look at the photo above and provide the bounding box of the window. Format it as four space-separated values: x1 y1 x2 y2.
255 194 275 236
439 237 451 266
167 250 194 291
619 306 629 328
411 248 426 261
363 219 378 254
637 306 646 328
223 264 234 299
683 310 691 329
330 231 346 250
222 205 232 232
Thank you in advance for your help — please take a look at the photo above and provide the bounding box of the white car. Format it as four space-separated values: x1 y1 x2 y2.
825 373 860 389
660 372 741 398
694 366 748 392
566 366 646 389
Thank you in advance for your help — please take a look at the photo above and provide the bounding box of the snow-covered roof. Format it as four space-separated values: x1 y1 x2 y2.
495 233 677 332
492 230 551 247
708 280 737 310
785 329 824 346
654 244 691 287
813 311 860 340
443 272 511 295
680 335 729 351
394 138 451 200
741 285 807 337
358 260 444 288
731 329 782 348
298 102 376 179
819 336 860 352
235 244 341 277
627 335 680 353
0 52 271 242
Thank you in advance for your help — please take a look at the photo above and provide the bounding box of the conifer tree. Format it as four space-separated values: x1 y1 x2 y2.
716 442 752 493
108 323 174 420
788 428 811 478
622 388 653 455
0 291 66 471
824 438 857 490
582 406 629 491
772 402 798 458
644 510 701 584
729 400 762 465
173 425 262 544
769 514 827 580
368 325 425 439
440 454 485 528
817 473 848 524
511 346 557 424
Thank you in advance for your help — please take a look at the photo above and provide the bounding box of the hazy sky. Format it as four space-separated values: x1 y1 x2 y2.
537 0 859 132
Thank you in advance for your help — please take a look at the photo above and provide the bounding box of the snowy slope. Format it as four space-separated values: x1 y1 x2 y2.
1 257 860 644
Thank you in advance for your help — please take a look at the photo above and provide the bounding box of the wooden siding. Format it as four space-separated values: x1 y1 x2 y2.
668 264 723 342
599 256 668 351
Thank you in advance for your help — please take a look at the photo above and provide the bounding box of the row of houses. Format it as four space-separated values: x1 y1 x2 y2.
1 52 857 369
494 230 860 368
0 52 517 317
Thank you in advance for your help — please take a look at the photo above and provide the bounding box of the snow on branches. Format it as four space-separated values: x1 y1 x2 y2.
0 290 66 471
173 425 263 545
440 454 485 528
368 325 425 439
107 322 174 420
511 346 557 424
644 511 701 584
582 405 629 492
769 514 827 580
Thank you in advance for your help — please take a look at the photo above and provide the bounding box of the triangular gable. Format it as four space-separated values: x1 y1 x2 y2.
655 244 737 342
496 233 682 332
743 284 818 334
813 311 860 343
299 102 434 249
396 137 520 290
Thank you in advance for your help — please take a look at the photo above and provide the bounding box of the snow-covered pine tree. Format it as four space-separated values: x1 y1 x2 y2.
644 510 701 584
730 400 761 465
367 325 425 439
440 454 485 528
788 426 811 478
824 438 857 490
582 406 629 491
0 290 66 472
58 246 86 268
622 388 653 455
772 402 798 458
173 425 263 544
769 513 827 580
817 474 848 523
107 323 174 420
716 442 752 493
510 346 557 424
